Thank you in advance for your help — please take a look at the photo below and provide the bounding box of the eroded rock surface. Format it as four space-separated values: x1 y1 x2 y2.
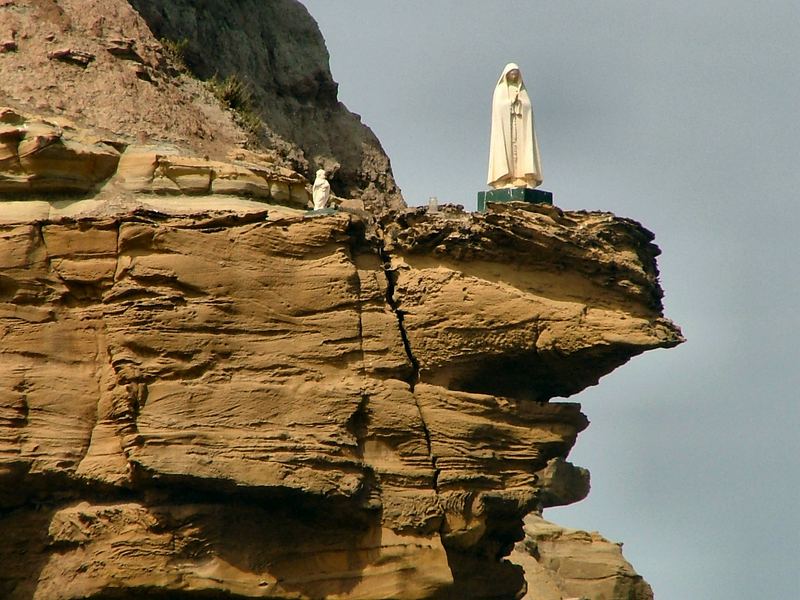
0 201 681 599
383 204 680 400
0 107 313 221
0 2 680 597
512 515 654 600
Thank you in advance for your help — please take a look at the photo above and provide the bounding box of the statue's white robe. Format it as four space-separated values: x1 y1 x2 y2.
312 171 330 210
487 63 543 189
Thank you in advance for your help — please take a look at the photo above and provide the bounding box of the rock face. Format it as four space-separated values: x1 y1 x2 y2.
512 515 655 600
0 2 682 598
0 197 681 599
0 107 308 199
0 0 403 211
382 204 677 401
0 0 243 159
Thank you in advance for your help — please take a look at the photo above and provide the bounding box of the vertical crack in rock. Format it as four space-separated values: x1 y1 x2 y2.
377 239 440 491
347 233 368 382
345 394 370 461
35 222 48 263
113 222 121 290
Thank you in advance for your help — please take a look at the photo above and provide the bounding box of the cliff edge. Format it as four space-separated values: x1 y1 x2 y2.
0 197 681 599
0 2 682 599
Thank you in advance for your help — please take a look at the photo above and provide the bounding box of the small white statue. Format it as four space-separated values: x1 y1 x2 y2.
487 63 543 189
312 169 331 210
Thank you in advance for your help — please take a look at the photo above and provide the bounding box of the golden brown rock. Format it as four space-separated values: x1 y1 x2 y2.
384 204 682 401
512 515 654 600
0 200 680 599
0 108 312 212
0 109 121 193
0 3 680 597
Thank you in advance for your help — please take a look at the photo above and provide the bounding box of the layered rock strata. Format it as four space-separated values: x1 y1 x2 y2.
0 107 313 221
0 197 682 599
512 515 655 600
0 2 682 596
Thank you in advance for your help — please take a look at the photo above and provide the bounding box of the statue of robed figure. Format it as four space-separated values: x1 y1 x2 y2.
312 169 331 210
487 63 543 189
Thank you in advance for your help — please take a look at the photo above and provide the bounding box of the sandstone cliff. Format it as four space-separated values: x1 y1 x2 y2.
0 187 681 599
0 2 683 598
512 516 654 600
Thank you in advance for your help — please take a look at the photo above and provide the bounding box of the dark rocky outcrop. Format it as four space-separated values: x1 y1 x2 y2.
128 0 404 210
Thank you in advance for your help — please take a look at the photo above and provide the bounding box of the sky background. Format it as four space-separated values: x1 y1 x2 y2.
301 2 799 598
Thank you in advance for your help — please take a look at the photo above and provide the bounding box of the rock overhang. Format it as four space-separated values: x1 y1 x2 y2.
381 203 683 402
0 1 683 594
0 178 684 600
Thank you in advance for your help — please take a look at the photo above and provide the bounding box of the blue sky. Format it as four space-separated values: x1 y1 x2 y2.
302 2 800 598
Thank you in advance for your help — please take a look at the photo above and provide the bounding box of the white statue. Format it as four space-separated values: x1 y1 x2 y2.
312 169 331 210
487 63 543 189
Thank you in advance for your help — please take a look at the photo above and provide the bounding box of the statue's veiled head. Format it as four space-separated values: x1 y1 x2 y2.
497 62 524 88
505 69 521 84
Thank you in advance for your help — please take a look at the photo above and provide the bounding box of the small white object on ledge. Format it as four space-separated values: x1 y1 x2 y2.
312 169 331 210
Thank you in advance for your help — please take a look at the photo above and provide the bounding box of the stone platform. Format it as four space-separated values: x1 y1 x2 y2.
477 187 553 212
306 207 338 216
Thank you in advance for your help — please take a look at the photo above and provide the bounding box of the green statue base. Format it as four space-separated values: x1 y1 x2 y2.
477 187 553 212
306 207 338 216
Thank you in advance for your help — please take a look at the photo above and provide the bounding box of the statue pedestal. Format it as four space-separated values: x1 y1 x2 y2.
477 187 553 212
306 207 338 216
